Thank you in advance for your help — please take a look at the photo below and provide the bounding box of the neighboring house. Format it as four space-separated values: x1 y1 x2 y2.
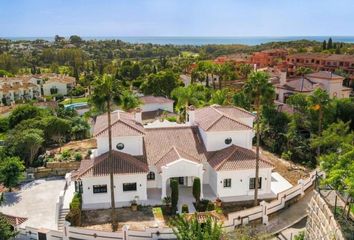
72 105 274 210
286 53 354 79
42 75 76 96
0 77 41 105
139 96 176 122
275 71 352 103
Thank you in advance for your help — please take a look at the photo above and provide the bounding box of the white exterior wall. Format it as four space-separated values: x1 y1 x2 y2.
81 173 147 209
146 166 162 189
96 136 143 156
141 102 174 113
199 128 254 151
208 165 218 195
43 82 68 96
215 168 273 198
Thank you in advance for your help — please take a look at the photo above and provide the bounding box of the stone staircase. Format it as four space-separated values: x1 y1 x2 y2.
58 208 69 231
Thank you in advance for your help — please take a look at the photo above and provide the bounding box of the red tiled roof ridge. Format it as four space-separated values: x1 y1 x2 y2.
94 114 145 137
154 145 201 169
206 107 252 131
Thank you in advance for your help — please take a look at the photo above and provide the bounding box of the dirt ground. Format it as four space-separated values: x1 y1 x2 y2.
49 138 97 154
81 206 163 231
260 148 311 185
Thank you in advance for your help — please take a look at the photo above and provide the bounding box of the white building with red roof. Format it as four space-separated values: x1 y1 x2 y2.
72 105 276 210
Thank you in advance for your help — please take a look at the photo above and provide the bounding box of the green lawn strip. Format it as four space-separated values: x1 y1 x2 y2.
152 207 164 222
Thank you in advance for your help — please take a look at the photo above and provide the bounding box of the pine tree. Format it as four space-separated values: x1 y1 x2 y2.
322 40 327 50
327 38 333 49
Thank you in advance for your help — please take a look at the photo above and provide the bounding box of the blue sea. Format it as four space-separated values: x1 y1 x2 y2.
4 36 354 46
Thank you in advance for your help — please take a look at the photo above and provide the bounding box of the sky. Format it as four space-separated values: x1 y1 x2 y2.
1 0 354 37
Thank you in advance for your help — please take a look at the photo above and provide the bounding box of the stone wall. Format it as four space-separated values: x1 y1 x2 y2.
33 161 81 178
305 192 345 240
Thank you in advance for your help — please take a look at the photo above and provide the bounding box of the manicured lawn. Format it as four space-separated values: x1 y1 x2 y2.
60 97 88 105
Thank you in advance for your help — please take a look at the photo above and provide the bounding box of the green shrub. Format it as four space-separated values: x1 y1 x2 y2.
207 201 215 211
60 150 72 160
192 177 201 204
0 117 9 132
170 179 179 213
166 116 177 122
53 94 64 102
74 152 83 161
70 86 85 96
67 193 82 226
181 204 189 213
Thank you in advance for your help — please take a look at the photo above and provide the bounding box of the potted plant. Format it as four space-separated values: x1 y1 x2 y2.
163 196 172 214
131 196 139 211
215 197 222 207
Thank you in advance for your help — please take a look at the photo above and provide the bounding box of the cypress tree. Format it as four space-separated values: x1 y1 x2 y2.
327 38 333 49
322 40 327 50
170 179 179 213
192 177 201 204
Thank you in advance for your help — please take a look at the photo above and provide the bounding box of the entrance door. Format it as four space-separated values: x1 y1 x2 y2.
178 177 184 185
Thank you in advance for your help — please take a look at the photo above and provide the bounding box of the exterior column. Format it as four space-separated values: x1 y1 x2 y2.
161 171 167 199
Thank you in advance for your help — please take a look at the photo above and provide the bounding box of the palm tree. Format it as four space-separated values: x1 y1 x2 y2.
243 71 275 206
90 74 121 230
307 88 330 156
171 84 206 122
120 90 141 111
295 67 312 92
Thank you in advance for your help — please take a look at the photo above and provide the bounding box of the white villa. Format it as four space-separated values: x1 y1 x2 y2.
72 105 275 210
275 71 352 103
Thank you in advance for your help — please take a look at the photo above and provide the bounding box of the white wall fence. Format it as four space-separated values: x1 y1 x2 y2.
17 171 320 240
223 170 318 231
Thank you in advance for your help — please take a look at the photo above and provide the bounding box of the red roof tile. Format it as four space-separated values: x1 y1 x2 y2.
74 151 148 178
140 96 174 104
93 112 145 137
208 145 273 171
194 105 254 132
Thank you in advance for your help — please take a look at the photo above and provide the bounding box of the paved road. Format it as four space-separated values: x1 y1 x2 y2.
0 178 66 230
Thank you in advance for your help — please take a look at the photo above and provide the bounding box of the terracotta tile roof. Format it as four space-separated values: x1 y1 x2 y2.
306 71 344 80
144 126 211 166
194 105 254 132
208 145 273 171
288 53 354 62
93 111 145 137
74 151 148 178
276 77 320 92
140 96 174 104
154 146 202 171
0 213 28 227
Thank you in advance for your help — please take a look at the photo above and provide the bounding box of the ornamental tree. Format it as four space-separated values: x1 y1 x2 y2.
0 157 25 192
170 179 179 213
192 177 201 204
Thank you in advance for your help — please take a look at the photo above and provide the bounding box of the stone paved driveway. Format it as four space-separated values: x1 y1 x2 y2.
0 177 66 230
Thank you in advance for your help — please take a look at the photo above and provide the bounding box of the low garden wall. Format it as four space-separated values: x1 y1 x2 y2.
17 170 321 240
32 161 80 178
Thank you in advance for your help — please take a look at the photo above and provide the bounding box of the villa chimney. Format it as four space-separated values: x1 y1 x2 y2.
188 105 195 125
280 72 287 85
134 108 142 124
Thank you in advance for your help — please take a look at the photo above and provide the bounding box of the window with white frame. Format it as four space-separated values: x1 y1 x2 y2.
223 178 232 188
